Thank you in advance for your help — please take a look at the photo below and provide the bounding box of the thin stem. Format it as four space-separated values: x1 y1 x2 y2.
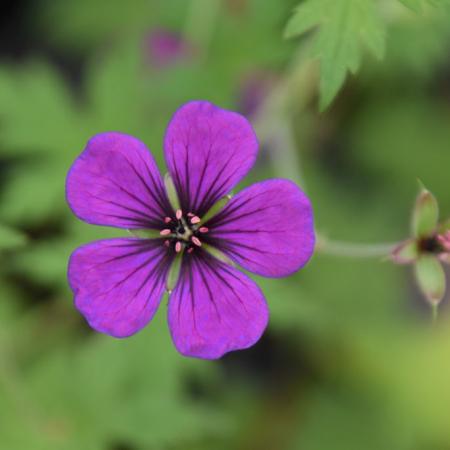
316 237 399 258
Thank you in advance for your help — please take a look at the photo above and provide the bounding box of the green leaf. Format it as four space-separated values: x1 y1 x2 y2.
415 255 446 304
0 224 26 250
285 0 385 110
412 184 439 237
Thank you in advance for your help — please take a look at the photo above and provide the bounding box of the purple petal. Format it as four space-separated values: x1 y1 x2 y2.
66 132 172 229
205 179 315 277
68 238 173 337
164 101 258 217
168 251 269 359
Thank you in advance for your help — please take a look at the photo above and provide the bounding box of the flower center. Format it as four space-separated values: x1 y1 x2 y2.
419 236 442 254
159 209 208 253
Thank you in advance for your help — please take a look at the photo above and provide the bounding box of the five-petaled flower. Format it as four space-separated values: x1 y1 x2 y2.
66 101 315 359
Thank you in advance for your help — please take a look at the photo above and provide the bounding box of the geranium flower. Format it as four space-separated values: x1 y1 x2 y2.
66 101 315 359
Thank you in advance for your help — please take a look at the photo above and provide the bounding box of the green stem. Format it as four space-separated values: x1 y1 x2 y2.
253 53 318 188
316 237 399 259
431 302 439 324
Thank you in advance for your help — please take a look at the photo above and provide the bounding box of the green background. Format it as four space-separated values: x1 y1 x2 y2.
1 1 450 449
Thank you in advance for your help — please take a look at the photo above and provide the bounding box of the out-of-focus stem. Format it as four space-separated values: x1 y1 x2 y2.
431 303 439 324
253 51 318 188
183 0 221 60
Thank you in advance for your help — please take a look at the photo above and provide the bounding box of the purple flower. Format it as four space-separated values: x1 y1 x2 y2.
144 29 193 69
66 101 315 359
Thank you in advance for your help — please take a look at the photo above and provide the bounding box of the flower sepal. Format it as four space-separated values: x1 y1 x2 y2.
412 183 439 238
414 255 446 306
127 229 162 239
391 239 418 265
164 173 180 211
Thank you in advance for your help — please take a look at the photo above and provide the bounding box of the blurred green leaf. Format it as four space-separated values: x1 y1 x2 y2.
25 312 231 449
0 62 84 156
285 0 385 109
398 0 425 11
0 224 26 250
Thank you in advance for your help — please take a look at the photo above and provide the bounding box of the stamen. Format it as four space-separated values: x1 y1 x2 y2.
187 247 194 254
199 227 209 233
175 241 182 253
187 212 194 217
192 237 202 247
190 216 201 224
164 240 170 247
164 217 172 223
160 229 171 236
176 209 183 220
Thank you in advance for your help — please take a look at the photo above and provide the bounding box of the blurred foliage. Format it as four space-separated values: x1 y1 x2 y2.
1 0 450 449
285 0 450 109
285 0 385 110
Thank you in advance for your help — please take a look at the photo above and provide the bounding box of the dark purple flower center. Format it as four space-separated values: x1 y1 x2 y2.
159 209 209 254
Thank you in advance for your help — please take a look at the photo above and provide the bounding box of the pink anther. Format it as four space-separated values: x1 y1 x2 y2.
191 237 202 247
175 241 182 253
199 227 209 233
160 229 171 236
164 217 172 223
190 216 201 224
176 209 183 220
